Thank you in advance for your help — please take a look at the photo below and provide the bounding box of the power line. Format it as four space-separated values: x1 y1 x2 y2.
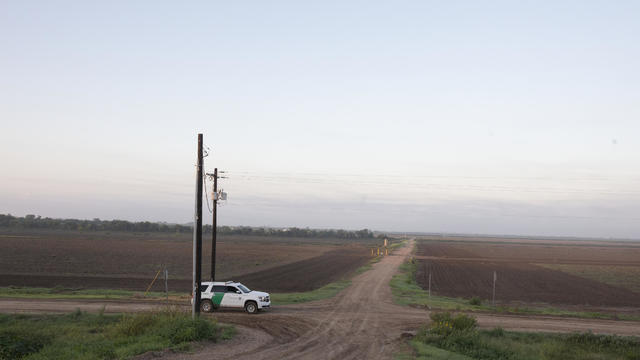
226 170 640 183
203 173 213 214
223 174 640 197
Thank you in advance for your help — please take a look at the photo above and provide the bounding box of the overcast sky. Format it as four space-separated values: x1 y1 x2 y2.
2 1 640 238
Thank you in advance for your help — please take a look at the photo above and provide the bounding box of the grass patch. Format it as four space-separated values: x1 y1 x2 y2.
271 279 352 305
390 260 640 321
409 311 640 360
408 341 474 360
0 309 232 360
0 286 187 301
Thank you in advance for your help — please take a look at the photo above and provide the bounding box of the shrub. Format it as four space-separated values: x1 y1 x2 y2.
0 330 50 360
429 312 477 336
161 316 217 345
486 327 505 337
113 313 156 337
469 296 482 306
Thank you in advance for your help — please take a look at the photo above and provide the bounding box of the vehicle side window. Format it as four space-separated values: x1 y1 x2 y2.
226 286 240 293
212 286 226 293
199 285 209 293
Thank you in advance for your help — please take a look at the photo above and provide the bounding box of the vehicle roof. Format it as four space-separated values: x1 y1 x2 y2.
201 281 241 286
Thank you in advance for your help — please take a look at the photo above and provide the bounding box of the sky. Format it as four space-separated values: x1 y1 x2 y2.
1 1 640 238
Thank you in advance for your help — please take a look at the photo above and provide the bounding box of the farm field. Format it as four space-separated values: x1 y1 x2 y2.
537 264 640 295
414 237 640 309
0 229 373 293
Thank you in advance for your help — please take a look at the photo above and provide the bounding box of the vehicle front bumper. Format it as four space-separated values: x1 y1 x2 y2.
258 301 271 309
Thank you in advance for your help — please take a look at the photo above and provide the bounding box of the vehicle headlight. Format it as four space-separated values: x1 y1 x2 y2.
258 296 264 301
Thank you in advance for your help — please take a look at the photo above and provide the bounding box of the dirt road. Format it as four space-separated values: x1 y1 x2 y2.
1 240 639 359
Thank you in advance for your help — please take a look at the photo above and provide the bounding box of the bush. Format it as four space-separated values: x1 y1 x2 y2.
486 327 505 337
0 330 50 360
0 311 227 359
469 296 482 306
113 313 156 337
429 312 477 336
167 318 216 345
564 331 640 356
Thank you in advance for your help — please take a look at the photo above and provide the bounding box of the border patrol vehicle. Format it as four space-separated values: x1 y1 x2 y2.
196 281 270 314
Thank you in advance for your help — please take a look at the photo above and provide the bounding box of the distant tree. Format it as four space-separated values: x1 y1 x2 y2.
0 214 376 239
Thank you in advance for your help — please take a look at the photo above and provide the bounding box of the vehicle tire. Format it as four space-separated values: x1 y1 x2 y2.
200 300 214 313
244 301 258 314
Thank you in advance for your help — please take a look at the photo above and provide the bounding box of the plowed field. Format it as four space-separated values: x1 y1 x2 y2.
0 230 371 293
415 239 640 307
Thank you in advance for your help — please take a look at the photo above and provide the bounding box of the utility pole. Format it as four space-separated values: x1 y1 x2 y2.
192 133 203 318
211 168 217 281
164 269 169 307
492 271 497 306
206 168 227 281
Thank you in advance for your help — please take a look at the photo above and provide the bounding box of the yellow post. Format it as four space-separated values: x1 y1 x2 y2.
144 269 162 297
377 248 380 256
385 248 388 256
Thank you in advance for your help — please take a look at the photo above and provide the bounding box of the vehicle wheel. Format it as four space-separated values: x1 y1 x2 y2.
245 301 258 314
200 300 214 313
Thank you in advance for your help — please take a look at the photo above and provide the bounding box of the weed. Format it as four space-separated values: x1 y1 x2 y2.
0 310 231 359
486 327 505 337
0 329 50 360
469 296 482 306
429 312 477 336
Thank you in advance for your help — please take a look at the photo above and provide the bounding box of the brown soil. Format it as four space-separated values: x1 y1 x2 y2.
415 240 640 307
235 248 369 292
415 241 640 265
0 230 369 293
0 231 338 280
0 248 369 293
416 261 640 306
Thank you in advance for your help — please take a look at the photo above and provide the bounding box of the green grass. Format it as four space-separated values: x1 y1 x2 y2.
0 286 186 301
409 315 640 360
0 309 233 360
408 341 474 360
390 260 640 321
271 279 352 304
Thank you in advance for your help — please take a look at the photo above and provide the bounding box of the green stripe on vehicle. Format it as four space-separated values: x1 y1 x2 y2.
212 292 225 306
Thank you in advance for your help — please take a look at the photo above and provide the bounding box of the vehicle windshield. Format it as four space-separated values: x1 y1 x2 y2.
237 284 251 293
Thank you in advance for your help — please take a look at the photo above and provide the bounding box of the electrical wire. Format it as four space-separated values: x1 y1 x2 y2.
222 173 640 197
203 171 213 214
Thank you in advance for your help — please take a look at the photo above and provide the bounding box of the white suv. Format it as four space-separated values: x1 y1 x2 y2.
196 281 270 314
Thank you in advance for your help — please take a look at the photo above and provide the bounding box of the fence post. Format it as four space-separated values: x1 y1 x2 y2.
164 269 169 306
492 271 496 306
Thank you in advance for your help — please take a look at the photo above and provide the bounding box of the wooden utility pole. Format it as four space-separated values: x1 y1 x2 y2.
192 134 203 318
492 271 497 306
211 168 218 281
164 269 169 306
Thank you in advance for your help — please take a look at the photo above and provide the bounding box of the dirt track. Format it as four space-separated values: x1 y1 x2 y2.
1 240 639 359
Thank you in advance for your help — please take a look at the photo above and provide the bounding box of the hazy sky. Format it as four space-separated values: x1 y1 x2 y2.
2 1 640 238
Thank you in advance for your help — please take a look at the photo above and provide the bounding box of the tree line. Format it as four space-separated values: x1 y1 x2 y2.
0 214 378 239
